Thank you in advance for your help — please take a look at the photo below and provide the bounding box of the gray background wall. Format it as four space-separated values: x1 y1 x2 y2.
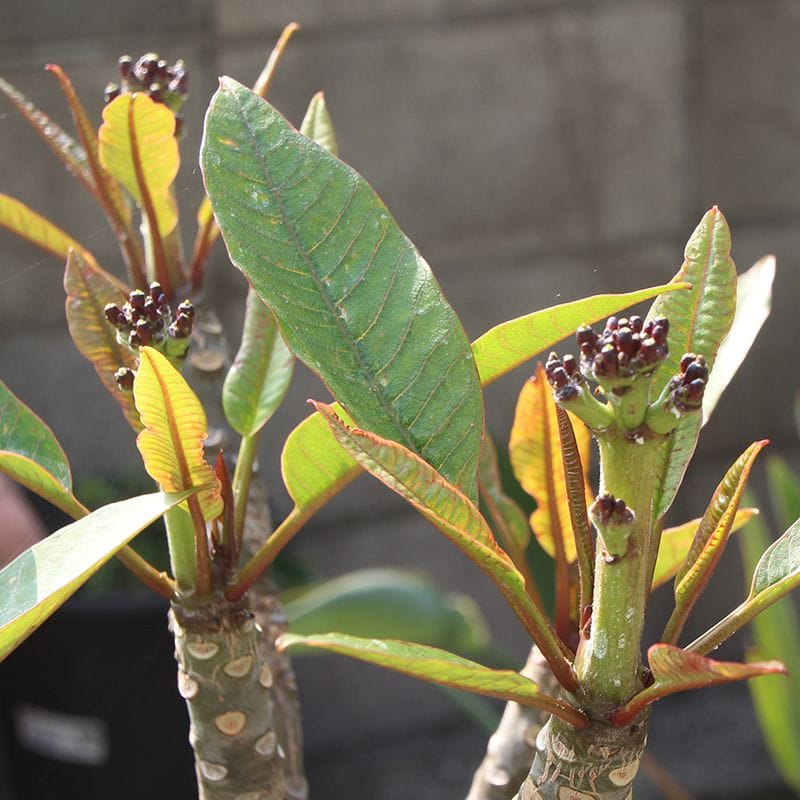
0 1 798 797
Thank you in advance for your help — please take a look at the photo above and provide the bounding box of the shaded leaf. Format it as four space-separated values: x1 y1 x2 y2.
738 505 800 794
64 250 140 430
766 456 800 533
202 79 483 501
509 364 592 563
279 632 588 728
284 568 488 654
647 208 738 519
99 93 179 237
703 255 775 424
472 282 689 386
133 348 222 520
651 508 756 591
663 440 767 643
313 401 577 692
0 490 189 662
688 516 800 655
0 193 90 262
611 643 786 726
0 379 84 519
223 287 294 437
300 91 338 156
0 76 93 194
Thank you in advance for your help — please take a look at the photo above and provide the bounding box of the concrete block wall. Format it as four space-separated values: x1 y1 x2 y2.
0 2 797 797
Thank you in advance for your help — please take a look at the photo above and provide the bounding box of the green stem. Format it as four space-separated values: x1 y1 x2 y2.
575 431 662 710
115 546 175 599
188 494 213 596
165 505 198 592
232 432 260 551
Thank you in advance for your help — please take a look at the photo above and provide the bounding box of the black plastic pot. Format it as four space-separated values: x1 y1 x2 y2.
0 589 196 799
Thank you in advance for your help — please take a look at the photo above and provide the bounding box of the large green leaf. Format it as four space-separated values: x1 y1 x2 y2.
610 643 786 725
663 440 767 643
472 283 688 385
201 78 483 501
284 568 488 654
0 379 84 519
648 208 737 519
313 401 577 692
703 255 775 425
279 632 588 728
64 250 140 430
688 516 800 655
0 490 189 661
223 288 294 437
738 506 800 794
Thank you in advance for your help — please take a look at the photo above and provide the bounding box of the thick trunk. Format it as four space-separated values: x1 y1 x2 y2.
171 598 285 800
467 648 558 800
513 713 648 800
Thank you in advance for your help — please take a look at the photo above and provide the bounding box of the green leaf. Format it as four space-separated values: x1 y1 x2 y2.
0 379 84 519
472 283 689 386
99 93 180 237
278 632 588 728
0 490 189 662
610 643 786 726
312 401 577 692
651 508 756 591
223 288 294 437
766 456 800 533
64 250 140 430
738 505 800 794
703 255 775 425
0 76 93 195
133 348 222 520
284 568 488 654
201 78 483 501
300 91 338 156
689 516 800 655
647 208 738 519
663 440 767 644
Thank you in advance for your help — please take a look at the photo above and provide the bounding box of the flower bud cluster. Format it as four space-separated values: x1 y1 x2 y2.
104 283 194 384
105 53 188 134
590 493 634 527
590 492 636 561
576 315 669 386
670 353 708 411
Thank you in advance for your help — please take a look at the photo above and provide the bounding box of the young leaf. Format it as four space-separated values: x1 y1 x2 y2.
472 282 689 386
0 379 84 519
284 568 488 654
703 255 775 424
313 401 577 692
688 516 800 655
0 193 91 262
651 508 756 591
278 632 588 728
99 93 179 237
647 208 737 519
64 250 140 430
610 643 786 726
509 364 592 564
0 76 93 194
738 507 800 794
223 288 294 437
663 440 767 644
0 490 190 662
133 347 222 520
300 91 338 156
202 79 483 501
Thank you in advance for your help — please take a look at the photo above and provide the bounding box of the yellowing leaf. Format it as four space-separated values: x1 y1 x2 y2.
509 363 592 563
133 347 222 520
64 250 140 430
611 643 786 726
652 508 756 591
99 93 179 237
0 193 91 262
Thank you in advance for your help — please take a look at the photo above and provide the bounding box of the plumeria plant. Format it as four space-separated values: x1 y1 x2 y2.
0 24 796 800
